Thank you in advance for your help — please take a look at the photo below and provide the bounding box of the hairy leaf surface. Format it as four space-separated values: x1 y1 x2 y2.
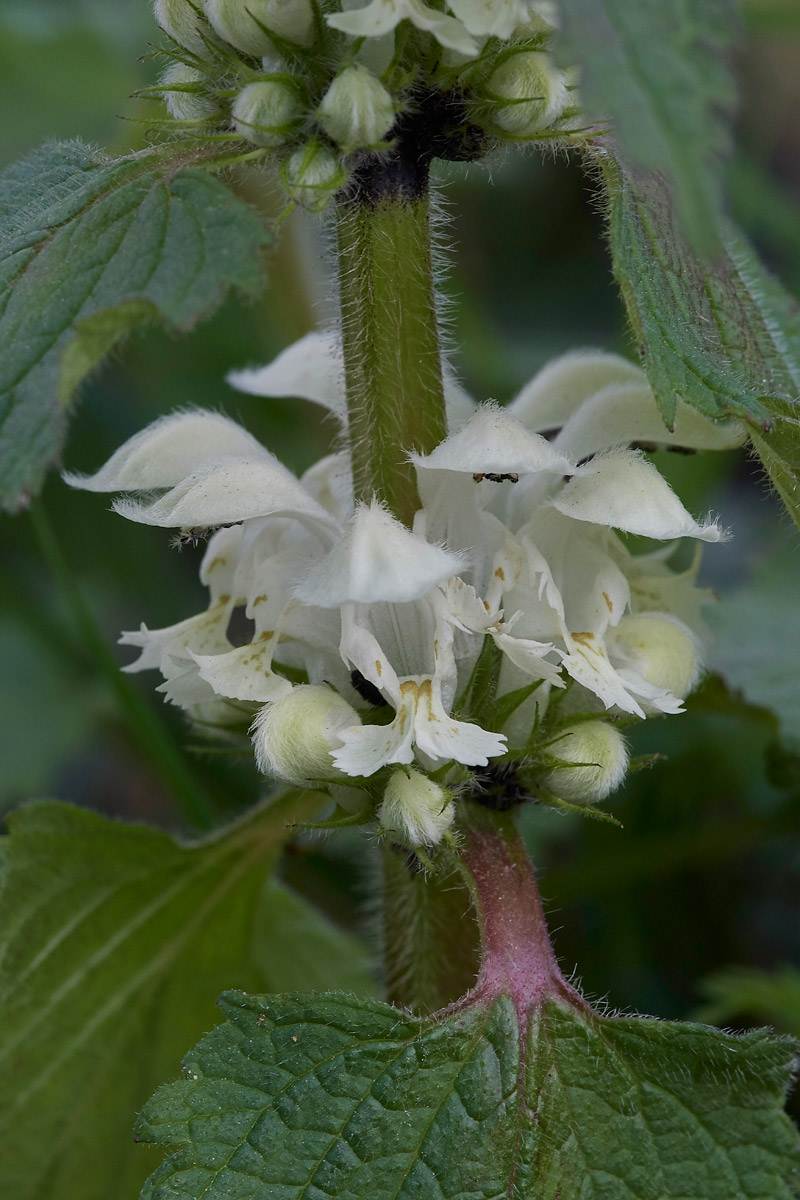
0 798 373 1200
559 0 736 249
0 140 271 511
599 156 800 526
137 989 799 1199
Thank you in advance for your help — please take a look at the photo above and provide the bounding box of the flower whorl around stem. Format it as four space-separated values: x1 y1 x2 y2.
67 336 744 841
145 0 581 215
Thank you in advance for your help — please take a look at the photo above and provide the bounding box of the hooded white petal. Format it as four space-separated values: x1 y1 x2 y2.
295 502 465 607
64 410 266 492
327 0 478 55
553 381 747 461
550 452 725 542
112 457 338 531
509 350 645 433
227 331 348 425
300 452 355 521
447 0 528 38
411 402 573 476
227 330 474 434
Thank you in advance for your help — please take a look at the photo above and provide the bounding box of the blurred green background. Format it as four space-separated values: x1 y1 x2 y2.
4 0 800 1099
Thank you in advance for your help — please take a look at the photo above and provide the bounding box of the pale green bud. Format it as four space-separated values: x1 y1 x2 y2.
153 0 213 56
204 0 314 56
487 49 568 135
317 65 396 154
160 62 219 122
231 78 304 147
611 614 701 702
282 141 348 211
542 721 628 804
252 685 361 783
379 768 455 848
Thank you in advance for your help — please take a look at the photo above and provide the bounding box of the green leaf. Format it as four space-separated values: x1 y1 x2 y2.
0 140 272 512
0 797 374 1200
710 543 800 745
695 966 800 1037
598 153 800 529
558 0 736 250
136 988 800 1199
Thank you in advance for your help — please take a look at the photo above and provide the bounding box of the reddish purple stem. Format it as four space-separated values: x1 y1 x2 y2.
449 810 588 1029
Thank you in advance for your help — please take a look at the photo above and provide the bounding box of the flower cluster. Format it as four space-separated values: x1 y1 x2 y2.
149 0 577 212
68 338 743 845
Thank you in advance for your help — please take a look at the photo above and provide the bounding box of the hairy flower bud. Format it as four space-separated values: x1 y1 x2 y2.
611 614 701 702
542 721 628 804
205 0 314 55
281 141 348 211
252 685 361 783
154 0 213 56
160 62 219 122
232 78 303 147
379 768 455 847
317 65 396 154
487 49 568 135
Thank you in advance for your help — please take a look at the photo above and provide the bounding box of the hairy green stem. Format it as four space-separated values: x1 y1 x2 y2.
30 502 217 832
336 153 447 526
381 843 481 1014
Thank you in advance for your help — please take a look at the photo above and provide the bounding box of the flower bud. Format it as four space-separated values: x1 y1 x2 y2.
205 0 314 56
252 685 361 783
379 768 455 847
232 79 304 147
160 62 219 122
317 65 396 154
154 0 214 56
281 140 347 211
542 721 628 804
611 614 701 702
487 50 568 136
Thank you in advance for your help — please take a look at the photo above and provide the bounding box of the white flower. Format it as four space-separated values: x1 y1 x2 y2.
326 0 539 54
327 0 479 56
67 333 736 781
447 0 530 39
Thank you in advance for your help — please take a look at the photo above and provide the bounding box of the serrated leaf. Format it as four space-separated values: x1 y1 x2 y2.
0 797 374 1200
559 0 736 250
598 153 800 529
0 139 272 512
136 988 800 1199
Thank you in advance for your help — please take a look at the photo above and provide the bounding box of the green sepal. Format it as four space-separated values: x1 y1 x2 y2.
532 786 624 827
